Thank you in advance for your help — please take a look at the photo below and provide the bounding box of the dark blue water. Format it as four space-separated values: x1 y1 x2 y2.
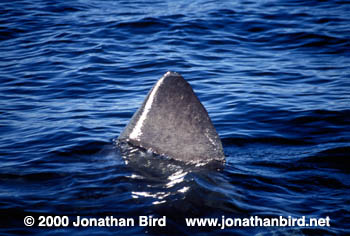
1 0 349 235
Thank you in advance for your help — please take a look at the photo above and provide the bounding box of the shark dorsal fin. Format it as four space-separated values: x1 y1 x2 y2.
118 71 224 163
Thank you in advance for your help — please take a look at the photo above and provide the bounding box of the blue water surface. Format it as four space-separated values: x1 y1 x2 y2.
1 0 349 235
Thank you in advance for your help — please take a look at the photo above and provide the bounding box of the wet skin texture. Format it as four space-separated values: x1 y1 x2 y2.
118 72 225 163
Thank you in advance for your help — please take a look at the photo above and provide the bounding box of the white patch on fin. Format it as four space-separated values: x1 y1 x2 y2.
129 73 168 140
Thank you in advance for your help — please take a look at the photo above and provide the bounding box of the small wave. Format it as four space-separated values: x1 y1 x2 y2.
302 146 350 172
222 136 313 146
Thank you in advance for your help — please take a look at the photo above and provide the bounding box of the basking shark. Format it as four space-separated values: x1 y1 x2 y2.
118 71 225 164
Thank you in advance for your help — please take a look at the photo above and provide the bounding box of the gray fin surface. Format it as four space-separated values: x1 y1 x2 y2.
118 71 225 163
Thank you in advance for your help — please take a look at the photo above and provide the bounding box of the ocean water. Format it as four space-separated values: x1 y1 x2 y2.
0 0 349 235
